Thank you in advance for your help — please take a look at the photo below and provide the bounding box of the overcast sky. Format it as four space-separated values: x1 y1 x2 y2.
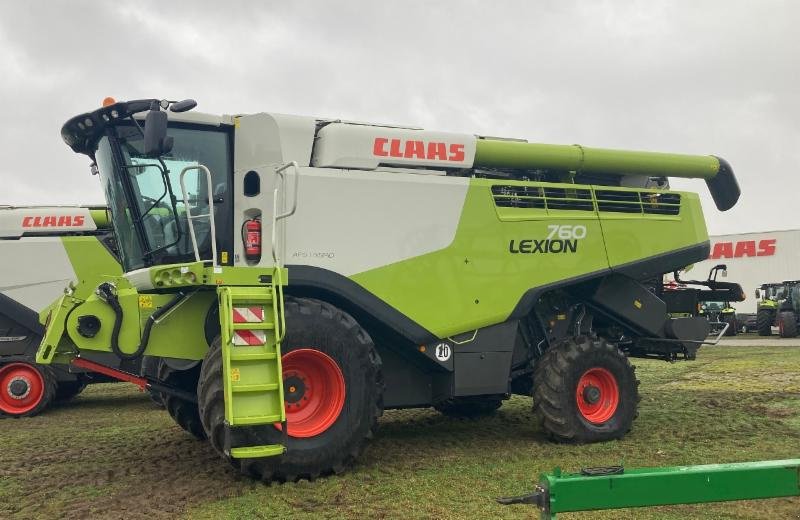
1 1 797 235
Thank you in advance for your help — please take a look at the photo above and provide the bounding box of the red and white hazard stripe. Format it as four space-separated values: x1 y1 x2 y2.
233 329 266 346
232 306 264 323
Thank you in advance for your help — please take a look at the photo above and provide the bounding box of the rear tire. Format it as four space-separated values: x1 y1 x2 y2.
756 309 774 336
533 335 639 443
158 361 206 439
0 362 58 418
722 314 737 336
198 297 384 481
778 312 798 338
435 396 503 418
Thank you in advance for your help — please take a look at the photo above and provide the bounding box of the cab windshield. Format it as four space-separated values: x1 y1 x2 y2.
95 124 230 271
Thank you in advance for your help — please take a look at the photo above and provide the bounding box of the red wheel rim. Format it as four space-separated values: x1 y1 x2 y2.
0 363 45 415
575 367 619 424
277 349 345 438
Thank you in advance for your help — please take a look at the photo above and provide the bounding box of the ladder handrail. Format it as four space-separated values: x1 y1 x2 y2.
271 161 299 267
179 164 218 266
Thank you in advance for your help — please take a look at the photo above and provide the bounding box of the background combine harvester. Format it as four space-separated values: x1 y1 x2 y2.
0 206 130 417
35 97 740 481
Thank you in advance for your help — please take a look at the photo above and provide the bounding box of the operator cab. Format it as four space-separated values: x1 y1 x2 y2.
62 99 234 273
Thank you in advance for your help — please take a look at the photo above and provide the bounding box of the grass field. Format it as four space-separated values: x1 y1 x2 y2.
1 345 799 519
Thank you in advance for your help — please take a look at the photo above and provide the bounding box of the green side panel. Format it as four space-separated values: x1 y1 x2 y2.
59 236 122 299
140 292 216 360
543 459 800 515
35 294 75 364
474 139 721 179
64 283 141 354
351 180 709 338
62 288 214 361
599 191 708 268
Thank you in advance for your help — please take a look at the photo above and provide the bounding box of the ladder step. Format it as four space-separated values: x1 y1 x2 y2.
229 351 277 361
229 290 273 300
232 414 283 426
230 444 285 459
232 322 275 331
231 383 280 393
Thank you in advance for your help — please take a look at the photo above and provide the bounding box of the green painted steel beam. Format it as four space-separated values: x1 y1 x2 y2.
503 459 800 519
474 139 721 179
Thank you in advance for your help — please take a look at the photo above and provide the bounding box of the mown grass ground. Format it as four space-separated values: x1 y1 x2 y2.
1 344 799 519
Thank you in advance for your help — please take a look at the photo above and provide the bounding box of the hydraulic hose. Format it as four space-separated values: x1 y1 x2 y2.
96 282 189 360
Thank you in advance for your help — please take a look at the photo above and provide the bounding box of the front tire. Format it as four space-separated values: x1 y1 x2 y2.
533 336 639 443
54 378 88 402
0 362 57 418
158 361 206 439
756 309 774 336
198 297 383 481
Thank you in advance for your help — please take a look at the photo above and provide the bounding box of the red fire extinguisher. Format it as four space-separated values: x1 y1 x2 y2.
243 218 261 261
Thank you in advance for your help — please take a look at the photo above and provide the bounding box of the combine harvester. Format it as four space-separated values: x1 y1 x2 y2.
36 97 741 480
0 206 125 416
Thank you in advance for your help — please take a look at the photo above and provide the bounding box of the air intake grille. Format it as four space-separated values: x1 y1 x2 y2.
491 185 681 215
595 190 681 215
491 185 594 211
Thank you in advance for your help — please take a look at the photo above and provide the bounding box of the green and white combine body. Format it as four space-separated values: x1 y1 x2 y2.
36 99 740 480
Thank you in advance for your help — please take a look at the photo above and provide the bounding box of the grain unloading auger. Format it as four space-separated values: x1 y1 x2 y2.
37 97 739 480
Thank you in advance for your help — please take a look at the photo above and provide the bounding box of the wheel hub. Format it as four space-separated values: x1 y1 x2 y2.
283 374 307 406
8 378 30 399
582 385 601 405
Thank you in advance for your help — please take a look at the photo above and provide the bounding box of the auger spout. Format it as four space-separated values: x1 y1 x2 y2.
474 139 740 211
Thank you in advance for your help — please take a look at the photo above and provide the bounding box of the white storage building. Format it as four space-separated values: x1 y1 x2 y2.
686 228 800 313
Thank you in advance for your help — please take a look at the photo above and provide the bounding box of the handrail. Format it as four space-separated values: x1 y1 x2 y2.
271 161 299 267
179 164 217 266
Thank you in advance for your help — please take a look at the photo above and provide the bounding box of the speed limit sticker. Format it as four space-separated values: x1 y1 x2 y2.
434 342 452 362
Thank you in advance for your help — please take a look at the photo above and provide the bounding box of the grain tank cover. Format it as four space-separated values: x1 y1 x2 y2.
311 123 477 170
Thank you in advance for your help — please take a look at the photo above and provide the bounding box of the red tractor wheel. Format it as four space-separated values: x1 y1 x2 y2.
575 367 620 425
0 362 57 417
279 349 346 438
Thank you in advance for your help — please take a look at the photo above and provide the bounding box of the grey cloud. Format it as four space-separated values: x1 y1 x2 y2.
0 1 797 234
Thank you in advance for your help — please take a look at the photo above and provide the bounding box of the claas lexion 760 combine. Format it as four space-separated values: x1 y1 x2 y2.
36 97 740 481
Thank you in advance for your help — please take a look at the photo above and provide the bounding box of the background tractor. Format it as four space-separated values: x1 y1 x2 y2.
663 264 745 337
755 281 800 337
700 301 738 336
35 97 740 481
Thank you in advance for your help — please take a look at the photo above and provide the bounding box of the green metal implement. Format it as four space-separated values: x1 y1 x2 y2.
499 459 800 519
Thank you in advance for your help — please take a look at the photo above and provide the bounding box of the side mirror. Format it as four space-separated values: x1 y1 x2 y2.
143 105 173 157
755 289 761 299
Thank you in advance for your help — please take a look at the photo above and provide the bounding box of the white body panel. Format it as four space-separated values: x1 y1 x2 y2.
281 167 469 276
0 237 76 312
686 228 800 313
0 206 97 238
312 123 476 170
